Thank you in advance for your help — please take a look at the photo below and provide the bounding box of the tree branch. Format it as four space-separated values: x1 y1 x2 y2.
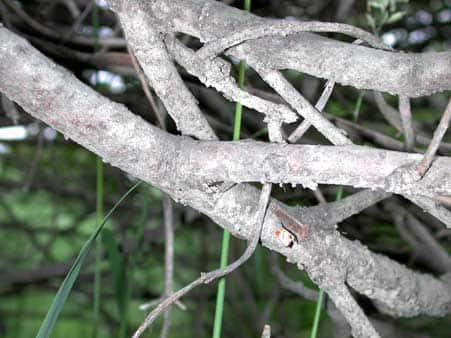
149 0 451 97
111 1 217 140
1 26 450 324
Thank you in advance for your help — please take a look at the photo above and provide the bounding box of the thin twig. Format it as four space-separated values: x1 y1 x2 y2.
267 120 285 143
2 0 125 47
131 39 175 335
398 96 415 151
373 92 451 153
61 0 81 19
288 80 335 143
331 114 405 150
257 285 279 331
312 189 327 204
270 253 351 338
160 195 174 338
261 324 271 338
270 253 317 301
373 91 402 132
406 195 451 228
139 298 186 312
61 0 95 45
406 212 451 272
1 92 20 124
0 0 12 28
386 198 451 271
326 284 380 338
287 39 363 144
301 189 391 229
165 36 297 125
132 183 273 338
416 98 451 176
127 45 166 129
257 69 351 145
250 85 451 152
197 20 387 59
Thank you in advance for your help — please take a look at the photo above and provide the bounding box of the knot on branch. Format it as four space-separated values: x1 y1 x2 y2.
383 162 422 195
203 58 231 88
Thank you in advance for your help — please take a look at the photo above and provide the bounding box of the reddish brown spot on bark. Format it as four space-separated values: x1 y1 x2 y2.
297 224 310 240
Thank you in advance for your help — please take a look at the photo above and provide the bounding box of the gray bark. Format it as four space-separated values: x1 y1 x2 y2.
149 0 451 97
1 27 450 324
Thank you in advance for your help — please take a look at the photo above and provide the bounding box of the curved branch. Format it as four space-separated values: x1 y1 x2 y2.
149 0 451 97
196 19 387 58
1 26 450 321
112 1 217 140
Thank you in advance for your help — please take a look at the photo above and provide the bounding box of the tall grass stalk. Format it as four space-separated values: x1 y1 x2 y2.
212 1 251 337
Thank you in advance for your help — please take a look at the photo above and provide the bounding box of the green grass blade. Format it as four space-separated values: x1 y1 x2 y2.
35 181 141 338
212 2 252 337
212 229 231 338
231 60 246 141
310 289 324 338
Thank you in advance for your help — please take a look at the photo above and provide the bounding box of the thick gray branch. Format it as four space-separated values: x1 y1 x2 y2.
174 140 451 198
149 0 451 97
111 1 217 140
1 26 450 322
164 35 298 125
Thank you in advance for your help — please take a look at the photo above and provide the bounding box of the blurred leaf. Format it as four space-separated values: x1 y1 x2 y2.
368 0 389 10
390 0 409 12
380 10 389 26
365 13 376 31
387 11 407 24
102 228 126 311
102 228 130 338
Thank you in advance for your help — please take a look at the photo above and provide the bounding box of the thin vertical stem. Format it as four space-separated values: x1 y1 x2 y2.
232 60 246 140
212 1 251 337
161 195 174 338
212 230 231 338
353 91 364 122
416 99 451 176
93 156 103 338
399 96 415 151
310 289 324 338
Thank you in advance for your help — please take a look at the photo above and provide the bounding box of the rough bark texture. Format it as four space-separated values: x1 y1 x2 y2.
1 26 451 326
149 0 451 97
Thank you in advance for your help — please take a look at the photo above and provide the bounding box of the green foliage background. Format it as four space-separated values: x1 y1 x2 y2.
0 0 450 337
